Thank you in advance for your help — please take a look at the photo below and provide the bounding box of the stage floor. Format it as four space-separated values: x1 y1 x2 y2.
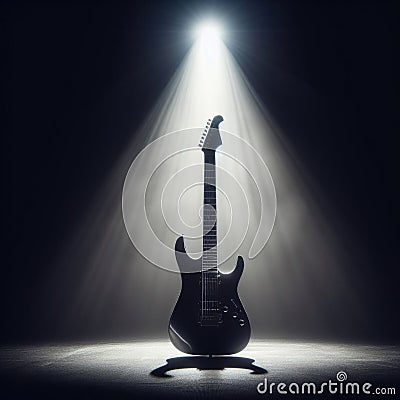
1 340 399 399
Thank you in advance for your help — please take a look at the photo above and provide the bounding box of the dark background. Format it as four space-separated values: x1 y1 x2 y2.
3 0 399 344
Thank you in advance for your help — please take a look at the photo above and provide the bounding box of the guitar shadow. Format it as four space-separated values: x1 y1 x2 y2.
150 356 268 377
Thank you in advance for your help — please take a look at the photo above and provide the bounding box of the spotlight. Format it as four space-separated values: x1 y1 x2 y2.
196 21 223 61
197 21 222 44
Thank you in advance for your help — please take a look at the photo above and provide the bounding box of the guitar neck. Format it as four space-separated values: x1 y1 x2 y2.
203 150 217 273
198 117 223 324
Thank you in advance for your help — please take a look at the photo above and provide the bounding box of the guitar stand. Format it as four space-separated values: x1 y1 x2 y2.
150 355 267 377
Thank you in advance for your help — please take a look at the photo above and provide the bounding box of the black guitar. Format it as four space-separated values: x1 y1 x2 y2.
168 115 251 355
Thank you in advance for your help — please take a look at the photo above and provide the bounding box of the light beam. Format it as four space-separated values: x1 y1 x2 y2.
46 19 366 340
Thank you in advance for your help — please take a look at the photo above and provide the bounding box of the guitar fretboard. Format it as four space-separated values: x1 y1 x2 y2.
201 150 220 323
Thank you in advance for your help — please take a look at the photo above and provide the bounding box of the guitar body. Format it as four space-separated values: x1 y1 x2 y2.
169 236 251 355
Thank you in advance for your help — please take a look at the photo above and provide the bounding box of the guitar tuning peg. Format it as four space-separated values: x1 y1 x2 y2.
198 143 202 147
208 118 211 121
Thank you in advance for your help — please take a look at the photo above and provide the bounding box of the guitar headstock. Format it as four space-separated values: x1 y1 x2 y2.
198 115 223 151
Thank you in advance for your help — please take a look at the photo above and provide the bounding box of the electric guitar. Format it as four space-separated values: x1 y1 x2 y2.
168 115 251 355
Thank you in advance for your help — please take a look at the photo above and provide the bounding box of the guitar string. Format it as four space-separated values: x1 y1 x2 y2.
202 123 208 321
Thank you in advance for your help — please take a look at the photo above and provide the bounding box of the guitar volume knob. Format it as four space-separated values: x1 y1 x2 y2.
239 319 245 326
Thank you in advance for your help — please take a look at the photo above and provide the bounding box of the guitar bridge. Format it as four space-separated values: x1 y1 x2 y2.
199 316 223 326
